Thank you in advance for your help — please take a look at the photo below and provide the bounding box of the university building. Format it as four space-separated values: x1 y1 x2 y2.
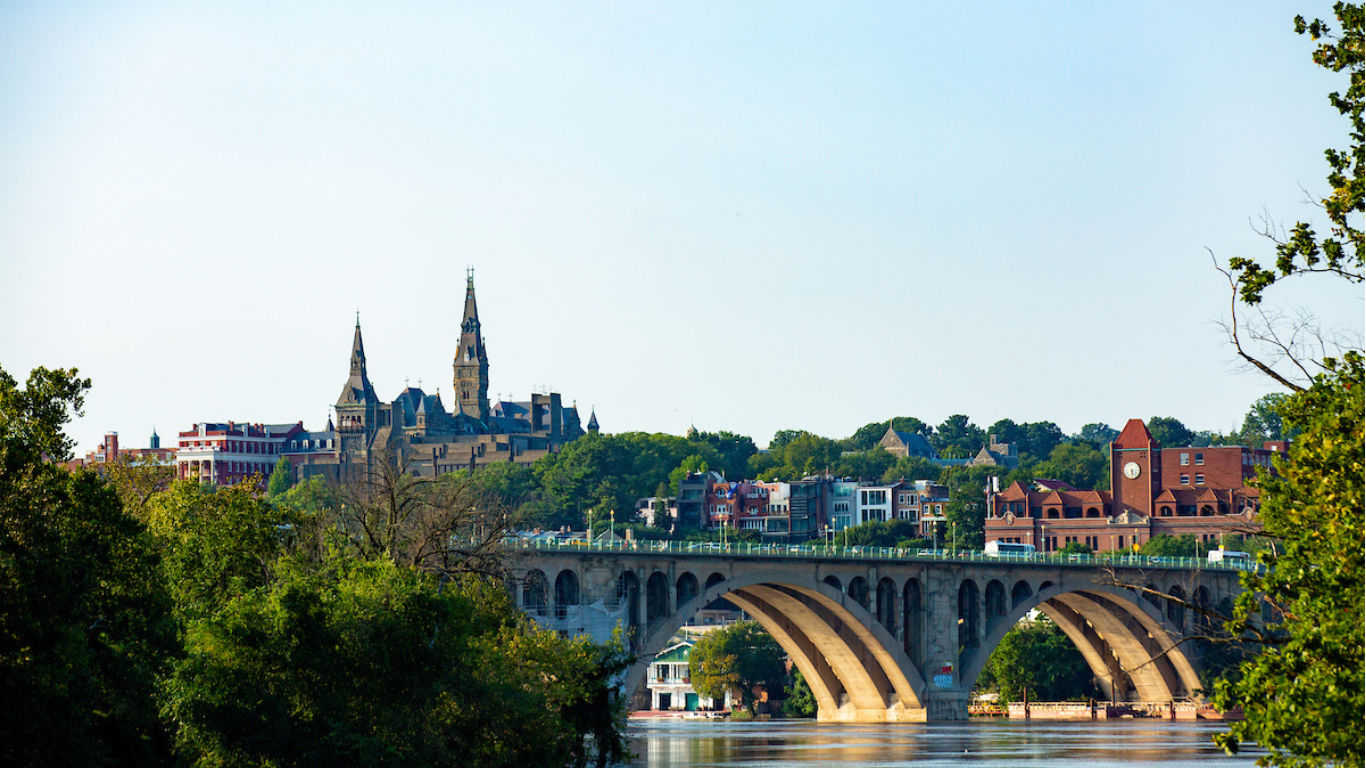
179 272 593 486
985 419 1283 553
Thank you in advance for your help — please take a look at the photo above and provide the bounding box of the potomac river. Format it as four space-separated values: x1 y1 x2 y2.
622 718 1263 767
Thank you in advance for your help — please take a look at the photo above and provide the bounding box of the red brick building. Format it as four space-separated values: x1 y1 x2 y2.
986 419 1282 553
177 421 304 487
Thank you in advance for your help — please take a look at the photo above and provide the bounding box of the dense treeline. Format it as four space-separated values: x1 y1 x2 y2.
0 365 630 768
449 399 1292 553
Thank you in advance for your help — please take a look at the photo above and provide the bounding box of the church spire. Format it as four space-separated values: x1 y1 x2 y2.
454 268 490 425
349 313 367 377
338 316 377 406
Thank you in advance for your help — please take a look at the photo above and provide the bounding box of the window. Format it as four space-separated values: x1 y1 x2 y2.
1180 474 1190 484
1194 452 1204 465
1180 452 1189 466
1195 474 1205 485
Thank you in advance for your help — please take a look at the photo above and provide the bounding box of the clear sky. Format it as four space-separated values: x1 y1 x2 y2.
2 1 1361 456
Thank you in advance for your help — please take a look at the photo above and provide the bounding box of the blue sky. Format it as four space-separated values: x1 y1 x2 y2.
2 2 1360 455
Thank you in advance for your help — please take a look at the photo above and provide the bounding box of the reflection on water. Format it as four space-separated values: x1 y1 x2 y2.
623 718 1263 767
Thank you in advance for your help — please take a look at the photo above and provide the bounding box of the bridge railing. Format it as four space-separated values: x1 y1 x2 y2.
505 537 1258 572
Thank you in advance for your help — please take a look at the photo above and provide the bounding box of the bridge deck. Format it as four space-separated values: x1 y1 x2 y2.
508 538 1257 573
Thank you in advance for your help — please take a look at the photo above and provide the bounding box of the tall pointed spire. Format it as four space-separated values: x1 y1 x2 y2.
453 267 490 425
338 315 377 405
349 313 367 377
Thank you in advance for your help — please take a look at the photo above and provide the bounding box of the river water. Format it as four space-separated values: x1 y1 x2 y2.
622 718 1263 767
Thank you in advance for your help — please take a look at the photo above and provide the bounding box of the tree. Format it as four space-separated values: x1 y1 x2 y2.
783 669 817 717
1213 355 1363 766
688 621 787 715
931 414 985 457
989 419 1064 461
1204 8 1364 765
1146 416 1195 449
831 446 896 481
982 617 1094 703
1238 393 1297 446
940 465 1000 550
747 431 841 481
688 430 757 481
0 365 178 767
768 429 805 449
266 454 292 497
162 555 632 768
842 417 931 451
1072 422 1119 448
1032 442 1109 490
881 455 942 483
1139 534 1199 558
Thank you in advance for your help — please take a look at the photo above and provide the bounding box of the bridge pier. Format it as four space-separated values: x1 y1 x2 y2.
811 689 969 722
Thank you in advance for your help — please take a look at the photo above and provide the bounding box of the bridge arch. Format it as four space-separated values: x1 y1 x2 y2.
960 578 1202 704
626 567 930 723
553 569 579 620
676 571 699 609
515 549 1240 721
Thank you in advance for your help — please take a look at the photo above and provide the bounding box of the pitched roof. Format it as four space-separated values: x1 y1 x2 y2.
1113 418 1157 449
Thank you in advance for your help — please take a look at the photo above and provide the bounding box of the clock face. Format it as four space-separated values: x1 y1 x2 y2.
1123 461 1141 479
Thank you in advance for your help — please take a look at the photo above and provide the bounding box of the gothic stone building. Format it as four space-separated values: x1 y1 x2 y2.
298 272 591 481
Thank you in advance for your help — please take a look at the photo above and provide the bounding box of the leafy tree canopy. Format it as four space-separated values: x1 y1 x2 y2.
980 617 1095 703
1214 354 1364 766
688 621 787 715
1071 422 1119 448
842 417 932 451
1146 416 1196 449
931 414 985 457
0 365 177 767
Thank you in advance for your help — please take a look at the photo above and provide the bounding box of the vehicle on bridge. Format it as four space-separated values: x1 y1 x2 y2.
984 540 1036 558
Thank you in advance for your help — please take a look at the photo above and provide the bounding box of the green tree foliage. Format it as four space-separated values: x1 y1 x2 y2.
931 414 985 457
841 417 932 451
687 430 757 481
881 455 942 483
1031 442 1109 490
747 431 841 481
1145 416 1195 448
688 621 787 715
834 519 926 548
266 455 292 497
1213 355 1364 767
1139 534 1200 558
1072 422 1119 448
1056 541 1093 556
147 480 294 623
981 617 1094 703
0 365 178 767
768 429 806 449
1238 393 1298 446
163 555 632 768
831 446 896 481
940 465 1001 550
988 419 1064 462
782 669 817 718
534 431 710 525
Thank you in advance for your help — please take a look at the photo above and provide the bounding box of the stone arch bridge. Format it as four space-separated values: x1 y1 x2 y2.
509 542 1245 722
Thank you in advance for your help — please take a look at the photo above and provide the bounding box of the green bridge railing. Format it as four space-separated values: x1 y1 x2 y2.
505 537 1259 573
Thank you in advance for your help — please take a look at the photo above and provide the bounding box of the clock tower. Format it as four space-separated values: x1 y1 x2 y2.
1110 418 1161 516
453 268 490 425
